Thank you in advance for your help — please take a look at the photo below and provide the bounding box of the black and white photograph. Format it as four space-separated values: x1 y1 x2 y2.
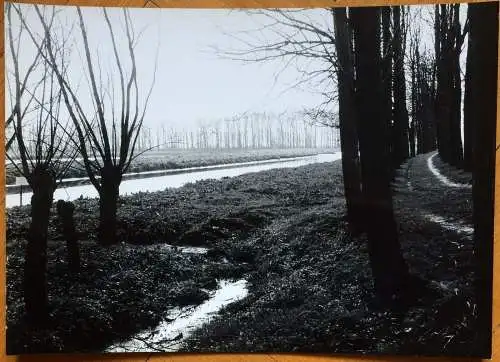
4 1 498 356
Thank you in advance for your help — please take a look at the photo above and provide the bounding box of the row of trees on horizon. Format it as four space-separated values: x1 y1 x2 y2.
134 111 340 151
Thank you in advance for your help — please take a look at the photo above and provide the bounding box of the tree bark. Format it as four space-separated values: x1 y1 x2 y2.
435 5 453 163
392 6 410 166
381 7 394 168
469 2 498 356
449 4 464 168
57 200 80 274
351 6 410 303
409 40 417 158
24 166 56 324
462 7 474 172
333 8 363 230
98 164 121 245
435 4 464 167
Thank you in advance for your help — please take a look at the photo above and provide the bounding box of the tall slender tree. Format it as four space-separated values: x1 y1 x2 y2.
434 4 465 167
381 7 393 167
350 6 410 302
332 8 363 229
392 5 410 167
462 7 474 172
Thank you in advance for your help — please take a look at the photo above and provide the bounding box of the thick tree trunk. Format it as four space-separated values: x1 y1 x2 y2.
24 167 56 324
98 165 121 245
392 6 410 166
333 8 363 230
351 6 410 303
469 2 498 356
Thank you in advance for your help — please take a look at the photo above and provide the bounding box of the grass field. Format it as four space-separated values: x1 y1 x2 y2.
6 154 475 355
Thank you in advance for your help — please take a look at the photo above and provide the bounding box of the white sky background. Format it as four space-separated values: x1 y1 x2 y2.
5 4 468 132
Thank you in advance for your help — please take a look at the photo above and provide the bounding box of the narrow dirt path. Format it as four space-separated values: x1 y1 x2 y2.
426 152 472 189
392 151 474 293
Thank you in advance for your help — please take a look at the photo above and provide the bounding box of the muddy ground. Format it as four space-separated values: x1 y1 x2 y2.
6 154 477 356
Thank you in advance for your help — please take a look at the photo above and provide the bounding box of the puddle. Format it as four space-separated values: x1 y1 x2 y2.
106 279 248 353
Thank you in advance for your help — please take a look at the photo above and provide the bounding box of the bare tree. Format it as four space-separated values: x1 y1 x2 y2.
6 3 78 324
215 9 337 114
30 5 157 245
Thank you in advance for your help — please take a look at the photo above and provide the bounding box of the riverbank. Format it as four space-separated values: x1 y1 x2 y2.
6 153 476 355
6 147 336 185
6 160 342 353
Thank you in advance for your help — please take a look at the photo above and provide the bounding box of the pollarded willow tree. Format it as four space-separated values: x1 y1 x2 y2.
6 3 78 323
30 5 158 245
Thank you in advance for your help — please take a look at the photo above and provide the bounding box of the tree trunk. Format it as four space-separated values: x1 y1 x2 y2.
409 42 417 158
449 4 464 168
98 164 121 245
462 7 473 172
469 2 498 356
435 5 453 163
392 6 410 166
24 167 56 324
57 200 80 274
436 4 463 167
333 8 363 230
381 7 394 168
351 6 410 303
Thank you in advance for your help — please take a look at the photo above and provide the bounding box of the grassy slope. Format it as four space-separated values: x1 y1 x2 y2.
184 153 476 355
6 153 476 355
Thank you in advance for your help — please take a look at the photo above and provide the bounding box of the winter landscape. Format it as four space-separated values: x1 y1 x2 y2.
4 2 498 357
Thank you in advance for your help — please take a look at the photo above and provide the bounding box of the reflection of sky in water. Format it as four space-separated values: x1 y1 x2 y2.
106 279 248 353
6 153 341 208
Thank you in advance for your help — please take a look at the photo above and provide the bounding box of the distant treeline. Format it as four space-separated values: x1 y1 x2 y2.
134 111 340 151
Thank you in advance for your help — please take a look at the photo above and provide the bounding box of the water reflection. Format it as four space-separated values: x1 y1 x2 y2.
6 153 341 208
106 279 248 353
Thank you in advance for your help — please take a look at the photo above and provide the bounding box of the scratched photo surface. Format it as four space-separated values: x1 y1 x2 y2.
4 2 498 356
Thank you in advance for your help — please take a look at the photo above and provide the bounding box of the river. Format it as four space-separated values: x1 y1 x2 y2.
6 152 341 208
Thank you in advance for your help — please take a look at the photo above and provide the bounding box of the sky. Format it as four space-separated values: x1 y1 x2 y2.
6 4 467 132
7 5 332 130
